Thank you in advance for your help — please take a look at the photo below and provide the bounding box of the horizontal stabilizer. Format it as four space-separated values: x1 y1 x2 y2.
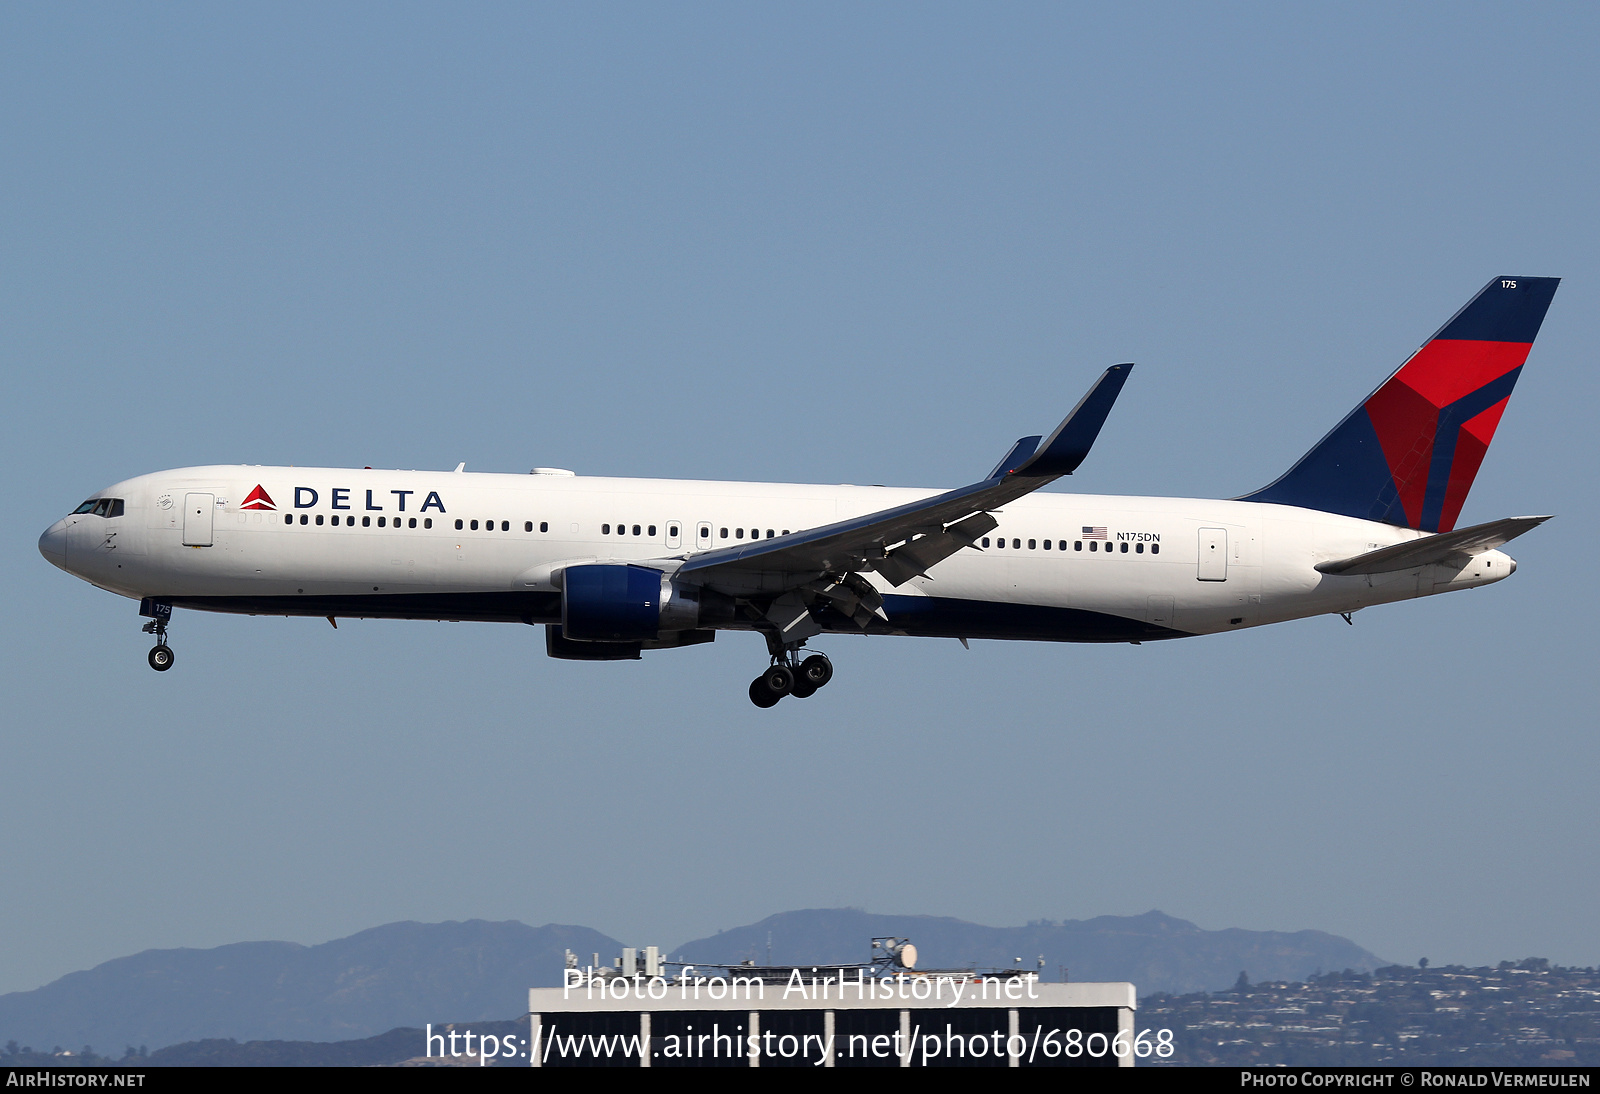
1316 515 1550 576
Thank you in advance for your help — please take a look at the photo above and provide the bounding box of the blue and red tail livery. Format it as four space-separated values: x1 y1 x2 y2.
1242 276 1559 532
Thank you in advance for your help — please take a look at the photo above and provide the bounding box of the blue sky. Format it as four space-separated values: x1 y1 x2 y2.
3 2 1597 996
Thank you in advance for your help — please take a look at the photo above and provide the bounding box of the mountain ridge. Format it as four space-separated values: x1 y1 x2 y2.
0 910 1383 1052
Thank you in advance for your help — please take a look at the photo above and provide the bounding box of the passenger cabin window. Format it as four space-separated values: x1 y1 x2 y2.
502 521 510 531
471 520 480 531
720 527 729 539
455 519 464 530
1120 542 1128 553
1028 539 1037 550
539 521 548 532
316 515 325 526
1151 543 1159 554
648 525 656 536
285 514 293 525
362 516 371 527
667 523 679 537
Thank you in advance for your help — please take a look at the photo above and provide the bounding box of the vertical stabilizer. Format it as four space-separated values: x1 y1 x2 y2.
1240 276 1559 532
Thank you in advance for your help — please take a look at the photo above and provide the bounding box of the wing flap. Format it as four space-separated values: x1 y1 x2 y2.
875 512 999 586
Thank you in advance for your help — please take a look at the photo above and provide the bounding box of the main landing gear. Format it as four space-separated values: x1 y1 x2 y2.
140 599 174 672
748 650 833 708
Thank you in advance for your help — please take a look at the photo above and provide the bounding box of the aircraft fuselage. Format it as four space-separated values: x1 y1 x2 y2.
40 464 1515 645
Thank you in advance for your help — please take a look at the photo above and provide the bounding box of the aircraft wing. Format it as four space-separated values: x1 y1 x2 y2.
1315 515 1551 576
677 364 1133 592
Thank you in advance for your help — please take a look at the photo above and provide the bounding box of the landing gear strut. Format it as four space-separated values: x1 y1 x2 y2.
748 648 832 707
140 598 174 672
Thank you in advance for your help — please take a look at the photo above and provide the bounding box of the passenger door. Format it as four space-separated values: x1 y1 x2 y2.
183 493 215 547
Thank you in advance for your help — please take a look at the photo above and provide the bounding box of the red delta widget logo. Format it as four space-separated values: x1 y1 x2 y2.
240 485 276 511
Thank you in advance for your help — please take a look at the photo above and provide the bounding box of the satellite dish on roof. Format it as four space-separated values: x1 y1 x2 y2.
896 943 918 970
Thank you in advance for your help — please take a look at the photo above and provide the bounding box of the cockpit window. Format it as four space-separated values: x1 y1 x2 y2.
72 499 124 517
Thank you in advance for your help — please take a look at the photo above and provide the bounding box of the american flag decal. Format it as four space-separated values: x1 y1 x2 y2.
1082 526 1107 539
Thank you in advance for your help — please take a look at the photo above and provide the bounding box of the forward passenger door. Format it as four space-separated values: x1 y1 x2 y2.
183 493 215 547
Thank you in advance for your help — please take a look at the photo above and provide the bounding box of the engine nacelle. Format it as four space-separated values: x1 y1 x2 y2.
560 564 719 642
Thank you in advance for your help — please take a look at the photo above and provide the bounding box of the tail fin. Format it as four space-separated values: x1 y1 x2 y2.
1240 276 1559 532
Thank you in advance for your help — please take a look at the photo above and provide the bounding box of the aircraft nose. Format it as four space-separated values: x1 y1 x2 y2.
38 520 68 570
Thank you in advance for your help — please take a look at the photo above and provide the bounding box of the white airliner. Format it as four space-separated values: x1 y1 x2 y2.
40 277 1558 707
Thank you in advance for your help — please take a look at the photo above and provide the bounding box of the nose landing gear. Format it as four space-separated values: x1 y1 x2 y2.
139 598 174 672
748 649 832 707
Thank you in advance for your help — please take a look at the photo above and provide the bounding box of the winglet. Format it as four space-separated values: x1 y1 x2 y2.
987 436 1041 479
1011 363 1133 477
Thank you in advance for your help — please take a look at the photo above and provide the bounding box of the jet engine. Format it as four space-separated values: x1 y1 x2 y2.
559 563 729 643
